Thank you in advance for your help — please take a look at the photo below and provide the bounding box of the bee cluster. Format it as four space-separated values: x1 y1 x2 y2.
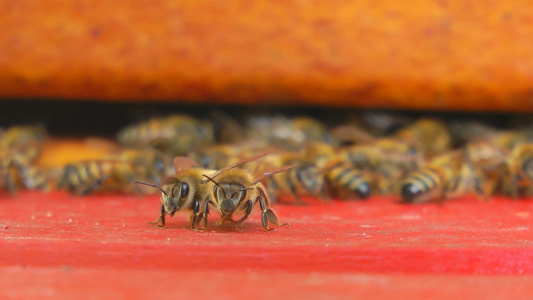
1 112 532 230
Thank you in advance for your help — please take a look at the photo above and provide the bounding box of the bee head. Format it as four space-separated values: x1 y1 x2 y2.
133 180 189 216
217 183 249 217
161 182 190 216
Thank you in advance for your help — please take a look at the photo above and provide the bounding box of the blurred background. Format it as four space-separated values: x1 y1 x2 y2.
1 0 532 112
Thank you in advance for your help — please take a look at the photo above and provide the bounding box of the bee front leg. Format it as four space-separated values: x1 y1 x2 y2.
235 200 253 232
147 204 166 228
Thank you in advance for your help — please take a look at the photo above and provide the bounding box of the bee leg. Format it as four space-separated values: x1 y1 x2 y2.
147 204 166 228
257 196 285 232
190 200 204 231
4 168 17 195
472 176 488 202
235 200 253 232
197 199 213 231
319 181 330 202
289 181 306 206
78 176 111 196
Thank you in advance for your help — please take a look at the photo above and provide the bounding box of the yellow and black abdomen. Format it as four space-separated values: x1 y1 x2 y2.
324 160 371 199
401 167 445 203
59 160 115 195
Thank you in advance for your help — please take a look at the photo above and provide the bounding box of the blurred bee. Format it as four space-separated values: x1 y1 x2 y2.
339 138 421 194
358 111 412 137
58 148 174 196
301 142 371 200
506 143 533 199
322 159 371 200
447 120 501 146
394 118 452 160
202 158 295 231
400 151 474 204
463 131 527 199
0 125 49 193
245 115 330 150
259 152 325 204
117 114 214 155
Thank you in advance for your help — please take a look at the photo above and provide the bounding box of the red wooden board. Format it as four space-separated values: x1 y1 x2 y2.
1 192 533 299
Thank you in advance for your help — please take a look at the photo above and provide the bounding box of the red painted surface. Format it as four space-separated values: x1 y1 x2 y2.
1 192 533 299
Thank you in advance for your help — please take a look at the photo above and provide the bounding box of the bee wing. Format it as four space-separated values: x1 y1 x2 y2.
209 153 269 180
252 164 297 185
173 157 200 173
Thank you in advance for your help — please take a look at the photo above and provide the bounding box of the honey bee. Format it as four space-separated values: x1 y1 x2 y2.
301 142 371 200
322 159 371 200
117 114 214 155
400 151 473 204
462 131 527 199
136 154 271 230
506 143 533 199
245 115 330 150
0 125 49 193
58 148 174 196
259 152 325 204
339 138 421 194
394 118 452 160
202 159 295 231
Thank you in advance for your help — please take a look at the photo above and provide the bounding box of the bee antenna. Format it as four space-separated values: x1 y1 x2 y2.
133 181 168 196
202 174 229 199
231 187 253 199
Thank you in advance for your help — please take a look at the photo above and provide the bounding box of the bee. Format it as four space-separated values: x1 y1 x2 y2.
463 131 527 199
339 138 421 194
394 118 452 160
202 159 295 231
117 114 214 155
301 142 371 200
245 115 330 150
58 148 174 196
136 154 271 230
322 159 371 200
400 151 473 204
259 151 325 204
506 143 533 199
0 125 49 193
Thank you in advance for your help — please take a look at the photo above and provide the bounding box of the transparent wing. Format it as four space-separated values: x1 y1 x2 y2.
209 153 269 180
173 157 200 173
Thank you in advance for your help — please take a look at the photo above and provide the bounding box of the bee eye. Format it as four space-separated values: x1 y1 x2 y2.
180 182 189 198
215 185 225 200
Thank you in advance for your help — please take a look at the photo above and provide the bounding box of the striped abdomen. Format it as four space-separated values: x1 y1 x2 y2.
401 167 446 203
324 161 371 199
60 160 115 195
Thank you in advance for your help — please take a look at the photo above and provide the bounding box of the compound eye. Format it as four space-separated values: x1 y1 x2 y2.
180 182 190 198
215 185 225 200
